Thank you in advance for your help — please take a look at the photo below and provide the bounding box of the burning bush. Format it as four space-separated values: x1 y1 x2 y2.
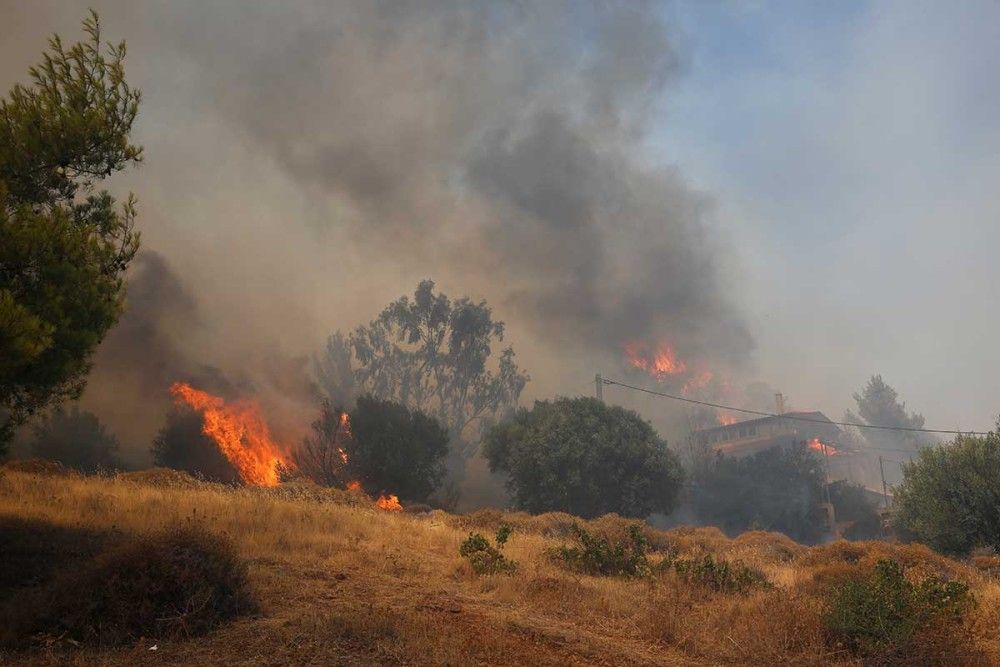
151 406 241 484
483 397 684 519
2 524 257 647
295 396 448 503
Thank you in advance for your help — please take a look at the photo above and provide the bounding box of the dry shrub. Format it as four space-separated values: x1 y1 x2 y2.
2 524 257 647
645 579 826 664
117 467 203 489
257 479 369 507
0 458 75 477
970 554 1000 578
728 530 806 563
660 525 731 554
0 517 116 595
802 540 971 583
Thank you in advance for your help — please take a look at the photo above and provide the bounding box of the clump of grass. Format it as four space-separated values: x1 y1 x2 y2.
661 553 771 594
460 523 518 575
550 522 650 577
2 524 257 647
823 558 972 662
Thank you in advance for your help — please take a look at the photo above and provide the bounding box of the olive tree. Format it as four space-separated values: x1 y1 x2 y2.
893 431 1000 555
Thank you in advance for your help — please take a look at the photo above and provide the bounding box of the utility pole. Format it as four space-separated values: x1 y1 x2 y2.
878 455 889 508
819 440 837 537
595 373 603 402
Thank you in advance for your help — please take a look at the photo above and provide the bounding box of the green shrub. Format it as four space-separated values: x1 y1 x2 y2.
2 524 257 647
823 559 971 661
664 553 771 594
551 523 650 577
459 523 517 575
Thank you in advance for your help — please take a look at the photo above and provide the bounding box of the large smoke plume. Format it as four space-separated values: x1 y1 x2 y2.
2 1 754 460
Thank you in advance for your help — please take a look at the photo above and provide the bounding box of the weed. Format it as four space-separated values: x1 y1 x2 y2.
460 523 518 575
551 523 650 577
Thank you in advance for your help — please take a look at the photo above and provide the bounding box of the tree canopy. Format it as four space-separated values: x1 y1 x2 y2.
845 376 934 458
30 404 121 473
691 444 828 543
294 395 450 502
0 13 142 452
316 280 528 452
893 431 1000 555
482 397 684 519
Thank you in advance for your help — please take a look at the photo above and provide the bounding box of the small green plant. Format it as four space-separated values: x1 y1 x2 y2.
823 559 971 660
551 523 650 577
459 523 518 575
664 553 771 594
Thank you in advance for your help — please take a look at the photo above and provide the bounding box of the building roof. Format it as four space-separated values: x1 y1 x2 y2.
693 411 836 436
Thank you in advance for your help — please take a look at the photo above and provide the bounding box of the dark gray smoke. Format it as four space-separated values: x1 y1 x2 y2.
4 1 755 451
159 1 753 367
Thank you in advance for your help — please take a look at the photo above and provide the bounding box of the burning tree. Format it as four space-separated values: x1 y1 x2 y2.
315 280 528 453
0 13 142 453
294 396 449 503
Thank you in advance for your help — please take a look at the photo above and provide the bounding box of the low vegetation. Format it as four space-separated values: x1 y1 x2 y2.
824 559 972 662
551 522 651 577
2 525 256 647
459 523 518 575
2 466 999 665
664 553 772 595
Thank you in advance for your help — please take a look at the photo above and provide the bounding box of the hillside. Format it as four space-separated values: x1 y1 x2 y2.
1 468 998 666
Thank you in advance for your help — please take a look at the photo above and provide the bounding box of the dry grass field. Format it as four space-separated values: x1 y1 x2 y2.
1 466 999 666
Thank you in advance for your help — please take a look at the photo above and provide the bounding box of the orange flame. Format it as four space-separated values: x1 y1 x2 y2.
346 480 362 492
169 382 290 487
718 413 738 426
624 340 687 378
807 437 843 456
375 494 403 512
682 370 713 396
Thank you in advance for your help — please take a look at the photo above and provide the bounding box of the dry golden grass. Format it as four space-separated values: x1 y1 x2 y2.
1 468 997 666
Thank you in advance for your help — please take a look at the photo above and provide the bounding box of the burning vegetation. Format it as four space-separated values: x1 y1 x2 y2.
169 383 406 511
169 382 290 487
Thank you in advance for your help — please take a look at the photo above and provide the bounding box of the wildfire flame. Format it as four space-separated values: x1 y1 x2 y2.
717 413 738 426
375 494 403 511
807 437 843 456
682 370 713 396
169 382 290 487
623 340 687 378
346 480 362 493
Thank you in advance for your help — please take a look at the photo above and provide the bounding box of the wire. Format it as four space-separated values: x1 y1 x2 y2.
601 376 991 436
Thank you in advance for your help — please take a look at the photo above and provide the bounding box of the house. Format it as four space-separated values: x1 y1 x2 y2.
690 411 843 459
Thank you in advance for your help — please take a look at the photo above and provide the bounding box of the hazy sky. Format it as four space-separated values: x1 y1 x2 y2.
651 0 1000 430
3 1 998 452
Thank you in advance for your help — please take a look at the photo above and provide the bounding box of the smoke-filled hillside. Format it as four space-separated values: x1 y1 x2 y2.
1 1 760 462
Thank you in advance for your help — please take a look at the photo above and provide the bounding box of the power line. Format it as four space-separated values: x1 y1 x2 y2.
601 376 990 436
